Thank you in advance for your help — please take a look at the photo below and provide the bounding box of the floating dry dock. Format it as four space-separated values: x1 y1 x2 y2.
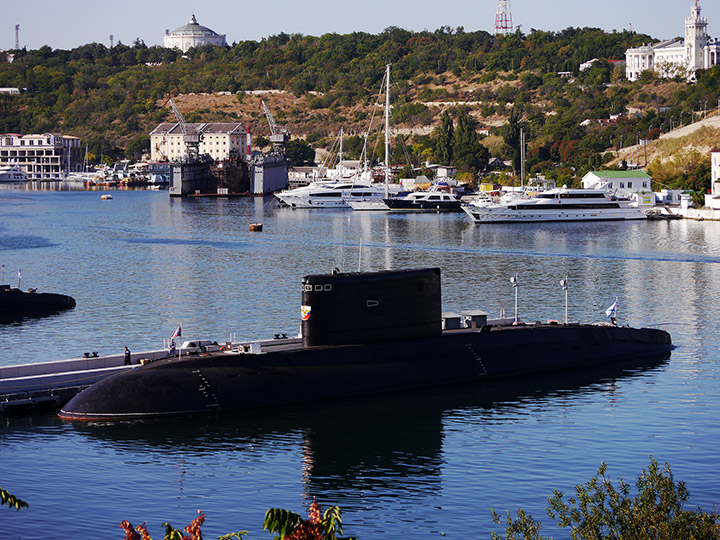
58 268 672 422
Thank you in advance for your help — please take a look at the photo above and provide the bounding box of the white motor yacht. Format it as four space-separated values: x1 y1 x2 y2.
275 180 402 209
462 188 647 223
0 163 28 183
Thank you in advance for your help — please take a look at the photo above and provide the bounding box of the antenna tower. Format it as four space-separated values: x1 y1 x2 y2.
110 34 114 48
494 0 513 35
15 25 20 50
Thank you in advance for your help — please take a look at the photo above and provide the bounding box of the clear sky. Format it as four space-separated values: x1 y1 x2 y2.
2 0 718 52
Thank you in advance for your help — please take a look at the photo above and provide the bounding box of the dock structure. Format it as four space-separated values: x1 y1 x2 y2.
0 349 170 414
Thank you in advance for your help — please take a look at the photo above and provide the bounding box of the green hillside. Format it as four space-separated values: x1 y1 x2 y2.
0 26 718 188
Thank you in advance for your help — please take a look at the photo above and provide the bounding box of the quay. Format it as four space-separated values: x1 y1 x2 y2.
0 348 170 414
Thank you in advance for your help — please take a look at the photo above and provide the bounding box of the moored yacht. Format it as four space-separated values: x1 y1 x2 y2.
384 189 463 211
0 163 28 183
462 187 647 223
274 179 402 208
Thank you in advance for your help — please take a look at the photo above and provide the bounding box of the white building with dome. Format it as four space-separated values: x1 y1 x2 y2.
163 15 227 53
625 0 720 81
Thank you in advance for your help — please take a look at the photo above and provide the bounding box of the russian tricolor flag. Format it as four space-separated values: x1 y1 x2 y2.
171 324 182 339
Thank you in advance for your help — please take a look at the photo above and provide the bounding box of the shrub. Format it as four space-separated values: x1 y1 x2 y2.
491 457 720 540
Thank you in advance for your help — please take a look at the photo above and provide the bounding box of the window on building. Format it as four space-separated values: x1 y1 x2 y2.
620 182 625 188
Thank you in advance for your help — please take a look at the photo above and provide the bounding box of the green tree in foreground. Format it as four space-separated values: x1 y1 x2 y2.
1 485 28 511
491 457 720 540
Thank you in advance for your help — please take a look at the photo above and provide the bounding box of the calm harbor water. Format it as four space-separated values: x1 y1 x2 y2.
1 185 720 539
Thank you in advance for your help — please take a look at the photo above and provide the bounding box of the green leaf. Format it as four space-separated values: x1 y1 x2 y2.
0 487 29 511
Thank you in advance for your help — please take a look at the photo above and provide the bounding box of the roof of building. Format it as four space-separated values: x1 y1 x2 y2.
586 170 651 178
150 122 246 136
168 15 222 37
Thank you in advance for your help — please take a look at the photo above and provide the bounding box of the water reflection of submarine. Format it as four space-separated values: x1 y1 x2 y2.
59 268 672 421
60 351 670 498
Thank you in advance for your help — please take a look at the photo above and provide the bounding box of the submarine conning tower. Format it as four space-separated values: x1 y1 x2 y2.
301 267 442 347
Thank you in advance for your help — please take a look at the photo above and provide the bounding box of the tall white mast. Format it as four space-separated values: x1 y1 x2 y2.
338 127 343 178
384 63 391 197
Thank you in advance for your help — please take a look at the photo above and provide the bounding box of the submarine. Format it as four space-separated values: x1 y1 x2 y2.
1 284 76 317
59 268 672 421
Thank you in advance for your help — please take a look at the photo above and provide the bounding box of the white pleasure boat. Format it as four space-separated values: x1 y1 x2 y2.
0 163 28 183
462 188 647 223
274 179 403 208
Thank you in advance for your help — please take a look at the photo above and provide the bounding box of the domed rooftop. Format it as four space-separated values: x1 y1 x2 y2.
169 14 221 37
164 15 227 52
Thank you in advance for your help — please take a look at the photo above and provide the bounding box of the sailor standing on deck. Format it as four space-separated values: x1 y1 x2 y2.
124 346 132 365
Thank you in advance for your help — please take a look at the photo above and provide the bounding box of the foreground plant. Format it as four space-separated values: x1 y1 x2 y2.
121 510 214 540
491 457 720 540
120 501 345 540
1 485 28 511
263 499 344 540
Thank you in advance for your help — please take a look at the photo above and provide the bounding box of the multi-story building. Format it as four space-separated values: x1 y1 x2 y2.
149 122 250 163
163 15 226 53
0 133 82 180
626 0 720 81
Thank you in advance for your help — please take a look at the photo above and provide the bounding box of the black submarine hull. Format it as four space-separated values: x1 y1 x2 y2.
0 286 76 316
58 323 672 421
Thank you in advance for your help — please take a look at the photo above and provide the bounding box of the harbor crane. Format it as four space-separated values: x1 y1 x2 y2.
165 96 203 160
261 100 290 151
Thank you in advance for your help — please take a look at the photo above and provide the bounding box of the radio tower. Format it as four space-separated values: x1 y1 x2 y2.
495 0 513 35
15 25 20 50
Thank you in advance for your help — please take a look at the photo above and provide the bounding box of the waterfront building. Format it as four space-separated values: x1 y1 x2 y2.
625 0 720 81
163 15 226 53
288 166 328 188
582 170 654 205
149 122 250 163
705 149 720 209
0 133 81 180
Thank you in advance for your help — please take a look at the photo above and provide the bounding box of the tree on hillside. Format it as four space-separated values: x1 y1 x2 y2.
452 109 488 174
285 139 316 167
503 106 522 172
435 111 454 164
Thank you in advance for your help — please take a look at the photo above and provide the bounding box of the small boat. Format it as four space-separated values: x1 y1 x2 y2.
249 223 263 232
463 187 647 223
100 194 113 200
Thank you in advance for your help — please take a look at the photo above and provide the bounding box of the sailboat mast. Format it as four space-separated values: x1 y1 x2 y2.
384 63 391 197
339 127 343 178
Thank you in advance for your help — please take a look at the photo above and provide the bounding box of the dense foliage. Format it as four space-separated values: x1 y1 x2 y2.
1 27 718 185
491 457 720 540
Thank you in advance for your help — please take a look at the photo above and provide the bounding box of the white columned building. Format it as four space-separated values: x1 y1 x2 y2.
626 0 720 81
163 15 227 53
150 123 250 163
0 133 81 180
